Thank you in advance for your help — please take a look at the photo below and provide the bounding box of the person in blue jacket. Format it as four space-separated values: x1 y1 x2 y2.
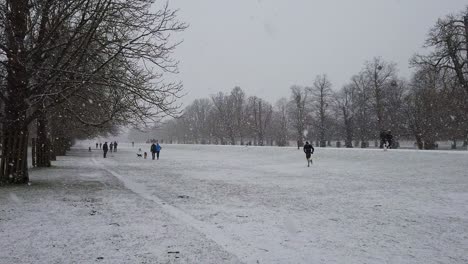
155 142 162 160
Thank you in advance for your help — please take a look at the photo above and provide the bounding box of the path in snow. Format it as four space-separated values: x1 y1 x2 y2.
0 149 241 264
93 157 252 262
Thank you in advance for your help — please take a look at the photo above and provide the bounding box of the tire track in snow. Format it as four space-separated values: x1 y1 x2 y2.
91 157 249 263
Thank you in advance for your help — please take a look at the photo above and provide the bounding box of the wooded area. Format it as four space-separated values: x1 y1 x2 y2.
159 9 468 150
0 0 186 185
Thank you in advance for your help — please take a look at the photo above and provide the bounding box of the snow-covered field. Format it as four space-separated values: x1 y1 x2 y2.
1 144 468 264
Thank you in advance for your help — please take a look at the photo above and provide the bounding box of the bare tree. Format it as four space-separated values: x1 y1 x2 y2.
334 84 356 148
310 74 332 147
363 57 398 136
350 73 373 147
403 65 445 149
271 98 289 146
381 78 407 145
230 86 247 145
0 0 186 184
183 98 212 144
412 7 468 144
211 92 235 145
246 96 272 146
287 85 310 149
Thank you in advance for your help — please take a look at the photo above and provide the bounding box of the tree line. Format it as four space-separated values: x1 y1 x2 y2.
0 0 187 184
159 8 468 150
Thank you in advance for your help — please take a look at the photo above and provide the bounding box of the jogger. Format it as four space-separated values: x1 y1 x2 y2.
303 141 314 167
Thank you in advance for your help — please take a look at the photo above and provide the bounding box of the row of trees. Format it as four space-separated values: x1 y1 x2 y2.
0 0 186 184
160 8 468 149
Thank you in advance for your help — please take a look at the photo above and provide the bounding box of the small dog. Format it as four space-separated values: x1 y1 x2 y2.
137 153 142 158
144 152 148 159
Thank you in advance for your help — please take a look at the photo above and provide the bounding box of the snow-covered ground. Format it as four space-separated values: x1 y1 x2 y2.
1 144 468 264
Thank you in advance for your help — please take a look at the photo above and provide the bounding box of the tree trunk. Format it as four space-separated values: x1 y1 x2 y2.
451 139 457 150
463 130 468 149
320 140 326 147
361 141 368 148
345 138 353 148
54 137 67 156
319 101 326 147
36 112 51 167
50 140 57 161
257 134 264 146
0 124 29 185
0 0 31 185
424 140 437 150
344 116 354 148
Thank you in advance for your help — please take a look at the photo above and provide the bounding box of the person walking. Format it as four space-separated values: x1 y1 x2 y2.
96 142 98 149
155 142 162 160
110 142 113 153
385 130 393 150
132 141 135 148
103 142 109 158
297 140 303 150
150 143 157 160
303 141 314 167
379 131 387 149
114 141 118 152
99 142 102 149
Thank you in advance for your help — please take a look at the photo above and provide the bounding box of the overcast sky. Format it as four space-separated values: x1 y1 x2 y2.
167 0 467 106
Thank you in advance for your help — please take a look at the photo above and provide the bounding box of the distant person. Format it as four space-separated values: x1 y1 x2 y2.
114 141 118 152
386 130 393 149
132 141 135 148
155 142 162 160
99 142 102 149
103 142 109 158
150 143 157 160
297 139 303 150
96 142 98 149
89 146 92 152
379 131 387 149
110 142 113 153
303 141 314 167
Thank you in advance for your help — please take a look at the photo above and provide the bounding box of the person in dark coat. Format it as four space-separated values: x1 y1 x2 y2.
103 142 109 158
96 142 98 149
110 142 113 153
386 130 393 149
379 131 387 149
303 141 315 167
150 143 157 160
114 141 118 152
297 139 303 150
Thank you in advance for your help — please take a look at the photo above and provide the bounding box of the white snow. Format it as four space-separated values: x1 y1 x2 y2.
1 144 467 264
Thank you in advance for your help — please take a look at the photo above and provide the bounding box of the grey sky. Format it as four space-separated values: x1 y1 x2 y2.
168 0 467 106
